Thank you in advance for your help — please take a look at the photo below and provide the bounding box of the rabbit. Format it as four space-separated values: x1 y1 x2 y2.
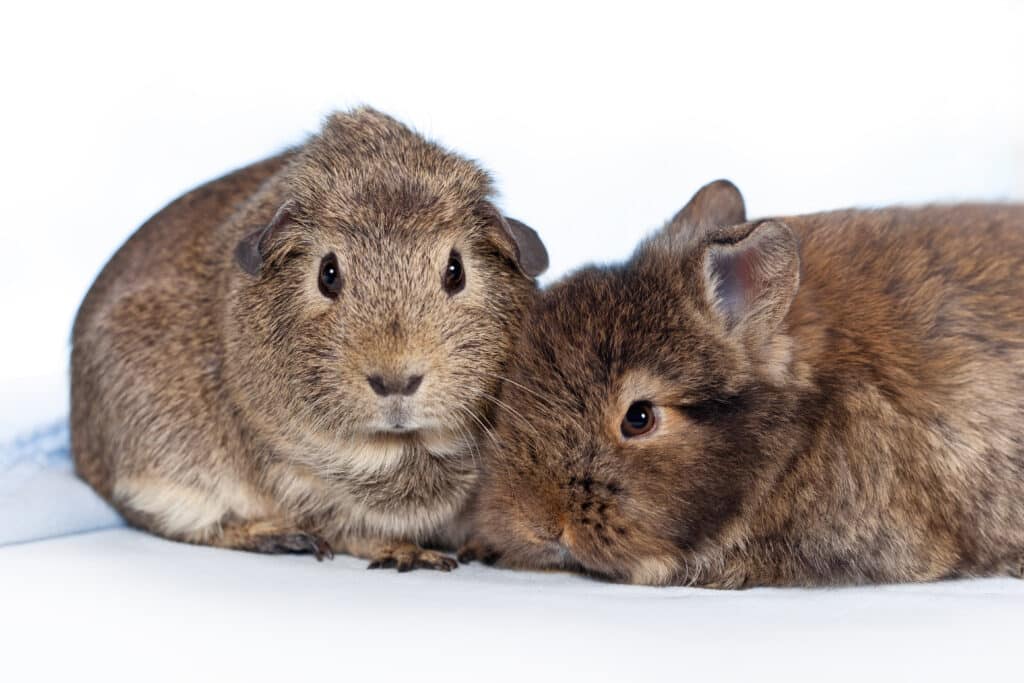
463 179 1024 587
71 107 548 571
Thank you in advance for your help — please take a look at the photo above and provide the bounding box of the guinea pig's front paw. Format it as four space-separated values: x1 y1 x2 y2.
456 538 502 566
249 531 335 561
366 543 458 572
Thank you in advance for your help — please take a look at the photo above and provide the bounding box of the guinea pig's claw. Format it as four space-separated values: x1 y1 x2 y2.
309 536 335 562
250 531 334 561
366 546 458 572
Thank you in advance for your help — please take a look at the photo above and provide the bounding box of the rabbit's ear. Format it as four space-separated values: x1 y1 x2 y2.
701 219 800 339
234 202 296 277
662 179 747 243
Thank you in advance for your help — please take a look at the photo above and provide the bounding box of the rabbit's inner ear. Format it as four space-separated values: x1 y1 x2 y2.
702 220 800 338
663 179 747 243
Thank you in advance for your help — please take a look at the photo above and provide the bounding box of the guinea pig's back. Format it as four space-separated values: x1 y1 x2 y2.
70 152 293 497
75 152 294 325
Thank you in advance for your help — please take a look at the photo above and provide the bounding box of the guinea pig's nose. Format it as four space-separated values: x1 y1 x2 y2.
366 373 423 397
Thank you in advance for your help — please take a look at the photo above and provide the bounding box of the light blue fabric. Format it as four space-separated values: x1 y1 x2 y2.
0 418 124 546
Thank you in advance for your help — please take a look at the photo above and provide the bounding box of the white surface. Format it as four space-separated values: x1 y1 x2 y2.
2 528 1023 683
5 388 1024 683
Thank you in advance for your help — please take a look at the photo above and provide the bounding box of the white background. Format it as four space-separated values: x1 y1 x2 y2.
3 3 1024 681
2 0 1022 398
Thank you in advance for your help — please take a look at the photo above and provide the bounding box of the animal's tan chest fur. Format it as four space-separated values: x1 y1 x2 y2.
265 438 478 543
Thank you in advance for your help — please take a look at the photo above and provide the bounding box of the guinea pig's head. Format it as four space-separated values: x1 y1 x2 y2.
474 180 803 585
225 108 547 468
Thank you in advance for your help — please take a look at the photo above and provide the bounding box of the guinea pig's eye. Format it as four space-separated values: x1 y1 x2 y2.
442 250 465 295
621 401 656 438
318 253 343 299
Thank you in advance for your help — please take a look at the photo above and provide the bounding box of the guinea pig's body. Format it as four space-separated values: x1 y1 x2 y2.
469 181 1024 587
72 108 546 569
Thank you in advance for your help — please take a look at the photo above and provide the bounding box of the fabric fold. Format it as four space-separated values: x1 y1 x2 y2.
0 419 124 547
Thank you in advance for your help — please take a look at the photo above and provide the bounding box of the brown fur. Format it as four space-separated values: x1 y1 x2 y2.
470 179 1024 587
71 107 546 568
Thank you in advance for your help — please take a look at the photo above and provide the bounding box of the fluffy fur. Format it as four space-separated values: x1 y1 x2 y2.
71 107 546 569
467 179 1024 587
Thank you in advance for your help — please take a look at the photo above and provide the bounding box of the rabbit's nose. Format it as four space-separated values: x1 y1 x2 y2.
366 373 423 397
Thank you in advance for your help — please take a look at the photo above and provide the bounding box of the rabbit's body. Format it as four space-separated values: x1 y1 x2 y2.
72 109 546 568
470 182 1024 586
707 204 1024 586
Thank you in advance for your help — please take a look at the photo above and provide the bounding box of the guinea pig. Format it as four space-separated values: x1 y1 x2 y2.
71 107 548 570
464 179 1024 587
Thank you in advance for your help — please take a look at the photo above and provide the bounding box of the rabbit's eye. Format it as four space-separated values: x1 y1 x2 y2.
443 250 465 295
621 401 655 438
318 253 343 298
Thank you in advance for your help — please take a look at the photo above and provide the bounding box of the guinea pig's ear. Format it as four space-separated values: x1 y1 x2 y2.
234 202 295 277
503 216 549 278
480 203 549 278
701 219 800 340
664 179 746 243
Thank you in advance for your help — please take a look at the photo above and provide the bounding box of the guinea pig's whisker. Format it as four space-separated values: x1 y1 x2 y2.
475 370 560 412
450 415 481 471
455 404 502 455
479 393 543 441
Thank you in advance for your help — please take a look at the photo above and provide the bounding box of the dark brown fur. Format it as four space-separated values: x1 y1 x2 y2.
71 107 546 569
470 180 1024 587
